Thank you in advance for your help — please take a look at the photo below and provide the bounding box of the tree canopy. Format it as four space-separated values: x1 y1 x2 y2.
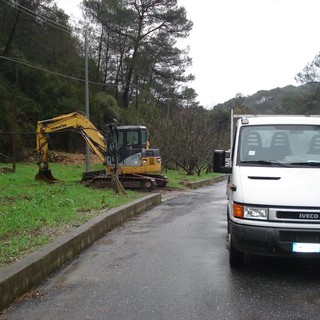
0 0 219 175
82 0 194 109
3 0 319 175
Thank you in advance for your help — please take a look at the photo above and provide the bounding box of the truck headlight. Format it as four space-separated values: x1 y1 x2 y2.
244 206 268 220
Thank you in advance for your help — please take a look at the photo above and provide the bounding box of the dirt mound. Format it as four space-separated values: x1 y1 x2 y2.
0 167 14 174
48 151 100 165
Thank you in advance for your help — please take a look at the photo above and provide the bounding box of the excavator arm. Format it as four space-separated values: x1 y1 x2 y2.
36 111 108 170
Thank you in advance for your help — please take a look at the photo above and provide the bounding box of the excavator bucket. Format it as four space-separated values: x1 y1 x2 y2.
35 169 59 183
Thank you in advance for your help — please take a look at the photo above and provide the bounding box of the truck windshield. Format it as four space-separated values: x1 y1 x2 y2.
239 125 320 166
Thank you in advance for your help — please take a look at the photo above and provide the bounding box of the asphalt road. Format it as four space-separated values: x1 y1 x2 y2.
3 182 320 320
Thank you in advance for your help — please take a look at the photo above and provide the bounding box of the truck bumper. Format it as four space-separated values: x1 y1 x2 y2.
230 221 320 257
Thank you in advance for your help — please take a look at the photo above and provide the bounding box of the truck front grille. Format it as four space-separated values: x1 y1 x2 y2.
277 211 320 221
279 231 320 243
270 208 320 223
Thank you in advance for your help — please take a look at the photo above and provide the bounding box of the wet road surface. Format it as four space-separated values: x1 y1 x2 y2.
3 182 320 319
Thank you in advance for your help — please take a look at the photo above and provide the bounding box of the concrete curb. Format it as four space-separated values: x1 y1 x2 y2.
0 193 161 312
186 174 226 189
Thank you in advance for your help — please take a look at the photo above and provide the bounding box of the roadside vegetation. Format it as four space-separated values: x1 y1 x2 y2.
0 162 219 267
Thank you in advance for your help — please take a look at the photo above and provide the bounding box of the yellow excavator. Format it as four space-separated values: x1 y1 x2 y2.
35 111 167 190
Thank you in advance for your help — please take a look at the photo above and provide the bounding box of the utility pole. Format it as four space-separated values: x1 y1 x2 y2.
12 60 19 172
85 29 91 172
167 87 170 119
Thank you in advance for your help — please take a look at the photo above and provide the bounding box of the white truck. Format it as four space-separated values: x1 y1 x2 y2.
213 112 320 267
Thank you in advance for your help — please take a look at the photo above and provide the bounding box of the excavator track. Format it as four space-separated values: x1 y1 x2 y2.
146 174 168 187
82 173 154 190
82 170 167 190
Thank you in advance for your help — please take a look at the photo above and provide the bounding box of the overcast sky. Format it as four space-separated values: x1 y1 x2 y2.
56 0 320 108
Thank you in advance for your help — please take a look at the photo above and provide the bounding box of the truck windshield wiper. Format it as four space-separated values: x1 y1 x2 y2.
288 161 320 166
241 160 286 166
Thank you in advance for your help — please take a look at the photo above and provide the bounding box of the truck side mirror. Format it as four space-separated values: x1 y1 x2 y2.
213 150 232 174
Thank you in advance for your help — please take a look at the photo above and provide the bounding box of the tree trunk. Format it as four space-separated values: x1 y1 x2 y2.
0 7 21 66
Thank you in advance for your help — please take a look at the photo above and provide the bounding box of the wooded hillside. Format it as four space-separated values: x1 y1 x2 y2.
1 0 320 174
215 83 320 115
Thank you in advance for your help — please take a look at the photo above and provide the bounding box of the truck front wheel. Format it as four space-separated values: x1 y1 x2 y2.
229 236 244 268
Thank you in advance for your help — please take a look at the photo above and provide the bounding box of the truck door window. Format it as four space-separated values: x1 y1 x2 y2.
231 126 238 165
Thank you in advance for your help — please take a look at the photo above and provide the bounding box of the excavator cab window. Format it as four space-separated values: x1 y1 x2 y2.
141 130 147 146
117 132 124 149
126 131 139 146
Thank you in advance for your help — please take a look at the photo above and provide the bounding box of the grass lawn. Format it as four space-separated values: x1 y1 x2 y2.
164 168 218 189
0 161 219 267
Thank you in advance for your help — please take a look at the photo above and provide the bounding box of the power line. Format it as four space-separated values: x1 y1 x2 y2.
0 0 73 34
3 1 176 96
0 151 35 161
0 140 48 161
0 2 173 97
1 0 120 45
1 0 109 41
0 55 85 82
0 131 35 135
0 55 119 88
0 55 171 96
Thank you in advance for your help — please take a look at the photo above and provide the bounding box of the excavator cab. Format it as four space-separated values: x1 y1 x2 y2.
106 126 162 175
113 126 147 163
